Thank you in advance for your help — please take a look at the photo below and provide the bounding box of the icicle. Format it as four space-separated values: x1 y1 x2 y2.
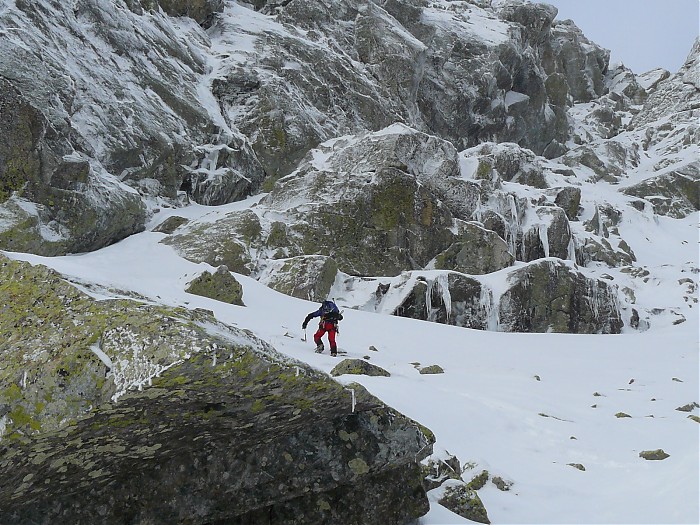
507 194 521 256
480 286 499 331
567 237 576 262
428 274 452 323
539 224 550 258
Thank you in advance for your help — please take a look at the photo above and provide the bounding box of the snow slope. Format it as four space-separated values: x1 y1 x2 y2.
5 196 698 524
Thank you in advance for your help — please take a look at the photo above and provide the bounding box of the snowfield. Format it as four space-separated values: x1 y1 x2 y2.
5 196 698 524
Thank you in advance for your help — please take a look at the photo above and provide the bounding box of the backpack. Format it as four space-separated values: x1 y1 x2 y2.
320 300 339 316
320 300 341 321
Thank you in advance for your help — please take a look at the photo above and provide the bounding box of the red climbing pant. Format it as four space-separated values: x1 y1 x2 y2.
314 321 337 351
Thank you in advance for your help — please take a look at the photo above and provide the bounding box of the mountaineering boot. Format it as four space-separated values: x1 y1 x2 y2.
330 350 337 357
315 342 324 353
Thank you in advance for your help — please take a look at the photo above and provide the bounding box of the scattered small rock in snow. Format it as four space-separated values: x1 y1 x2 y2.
615 412 632 418
591 404 598 408
628 378 635 384
534 375 541 381
675 402 699 412
492 476 513 491
672 377 683 382
419 365 445 375
569 436 577 440
567 463 586 471
593 392 603 397
639 449 670 461
688 415 700 424
369 345 379 352
363 355 371 360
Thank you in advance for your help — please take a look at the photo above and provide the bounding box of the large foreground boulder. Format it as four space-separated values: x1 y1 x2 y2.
0 256 434 524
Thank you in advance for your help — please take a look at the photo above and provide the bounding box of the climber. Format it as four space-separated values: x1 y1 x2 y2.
302 300 343 357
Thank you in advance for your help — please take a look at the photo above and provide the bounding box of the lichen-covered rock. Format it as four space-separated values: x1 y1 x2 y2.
519 206 574 262
498 259 623 333
466 470 489 491
161 209 262 275
622 172 699 219
0 255 434 524
0 79 146 255
263 126 463 276
422 453 462 491
259 255 338 302
579 236 636 268
393 273 490 330
552 186 582 220
331 359 391 377
639 449 670 461
465 142 548 188
438 481 491 524
185 265 244 305
139 0 225 28
434 221 514 275
0 255 245 439
419 365 444 375
152 215 189 234
492 476 513 491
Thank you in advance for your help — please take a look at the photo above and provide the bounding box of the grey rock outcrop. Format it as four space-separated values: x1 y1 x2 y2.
393 273 491 330
0 78 146 255
465 142 549 188
0 255 433 524
0 0 266 255
262 127 464 276
519 206 574 262
498 259 623 333
132 0 225 28
622 172 699 219
185 265 244 305
551 186 581 220
259 255 339 302
211 0 610 182
152 215 189 234
434 221 514 275
161 209 262 275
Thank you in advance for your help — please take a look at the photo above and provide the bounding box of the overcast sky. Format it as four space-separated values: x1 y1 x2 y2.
541 0 699 74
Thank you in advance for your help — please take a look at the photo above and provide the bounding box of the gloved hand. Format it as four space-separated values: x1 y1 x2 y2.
302 321 308 329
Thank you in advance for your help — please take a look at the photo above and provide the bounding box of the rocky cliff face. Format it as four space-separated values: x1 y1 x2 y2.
1 1 698 522
1 0 611 252
0 255 433 524
3 0 693 335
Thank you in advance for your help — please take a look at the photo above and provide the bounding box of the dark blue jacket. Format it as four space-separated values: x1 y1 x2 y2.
304 301 342 326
